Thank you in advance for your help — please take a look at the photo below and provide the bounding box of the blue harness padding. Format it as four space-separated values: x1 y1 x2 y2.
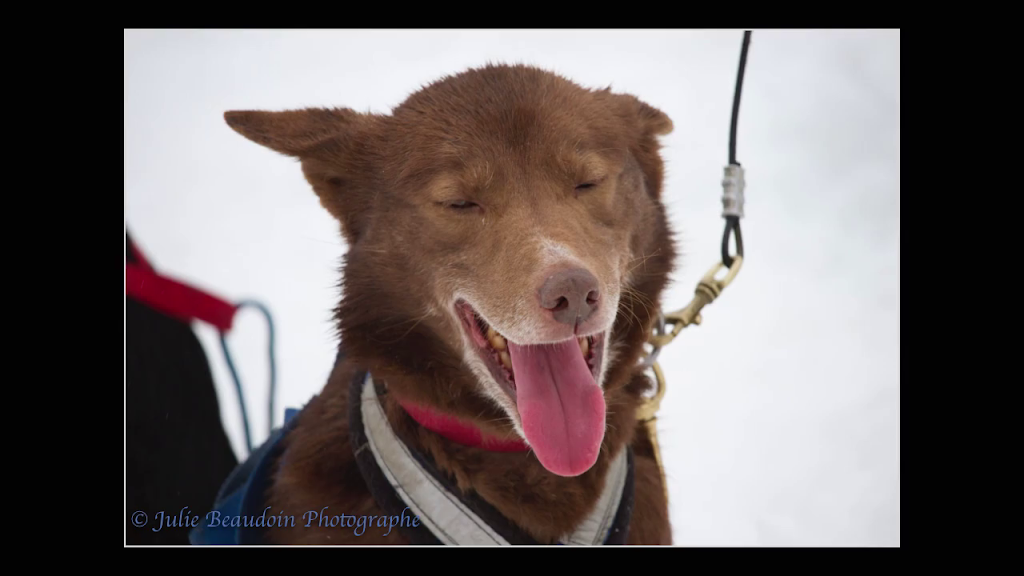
188 403 310 545
188 367 635 545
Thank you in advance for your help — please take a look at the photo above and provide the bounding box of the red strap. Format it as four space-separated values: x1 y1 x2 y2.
125 242 238 332
126 237 522 452
396 398 529 452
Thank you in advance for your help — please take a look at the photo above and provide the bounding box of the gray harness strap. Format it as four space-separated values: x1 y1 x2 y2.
357 373 630 545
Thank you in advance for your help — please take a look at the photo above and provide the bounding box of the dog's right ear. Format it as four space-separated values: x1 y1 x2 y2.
224 108 362 157
224 108 381 243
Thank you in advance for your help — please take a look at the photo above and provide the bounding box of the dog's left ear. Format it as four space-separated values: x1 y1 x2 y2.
612 94 674 198
627 96 674 138
223 107 382 244
607 93 673 139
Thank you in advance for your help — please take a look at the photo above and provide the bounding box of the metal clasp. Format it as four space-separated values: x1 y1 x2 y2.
646 255 743 353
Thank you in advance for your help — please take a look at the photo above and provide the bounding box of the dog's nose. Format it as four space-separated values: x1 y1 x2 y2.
539 268 601 327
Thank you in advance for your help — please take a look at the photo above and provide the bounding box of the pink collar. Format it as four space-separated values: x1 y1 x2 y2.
395 398 530 452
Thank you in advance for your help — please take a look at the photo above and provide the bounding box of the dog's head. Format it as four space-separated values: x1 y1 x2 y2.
226 64 676 477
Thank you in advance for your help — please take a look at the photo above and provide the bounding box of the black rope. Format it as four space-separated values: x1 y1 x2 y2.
722 30 751 269
728 31 752 167
722 216 744 267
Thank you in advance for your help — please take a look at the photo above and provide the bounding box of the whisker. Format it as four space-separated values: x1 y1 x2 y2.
624 249 663 276
376 310 434 343
621 286 655 323
616 298 643 330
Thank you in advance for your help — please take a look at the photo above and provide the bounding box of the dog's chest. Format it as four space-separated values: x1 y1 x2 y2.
350 371 636 545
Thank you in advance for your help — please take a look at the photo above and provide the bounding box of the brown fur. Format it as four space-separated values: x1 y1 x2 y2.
224 64 677 545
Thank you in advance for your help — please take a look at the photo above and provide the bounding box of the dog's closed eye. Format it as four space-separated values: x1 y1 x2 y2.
574 177 606 194
439 200 481 211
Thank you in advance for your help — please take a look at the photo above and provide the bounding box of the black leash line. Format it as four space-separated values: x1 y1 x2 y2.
722 30 751 269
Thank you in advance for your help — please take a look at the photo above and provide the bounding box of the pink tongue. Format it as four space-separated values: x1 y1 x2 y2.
506 339 606 477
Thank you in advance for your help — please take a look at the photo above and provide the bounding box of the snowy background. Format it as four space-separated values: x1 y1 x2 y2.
124 29 899 547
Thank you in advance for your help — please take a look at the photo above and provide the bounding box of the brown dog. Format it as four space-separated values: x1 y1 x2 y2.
220 63 676 545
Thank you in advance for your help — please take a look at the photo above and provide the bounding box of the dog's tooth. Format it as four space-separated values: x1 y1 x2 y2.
490 333 507 351
579 337 589 356
485 327 507 351
499 351 512 370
